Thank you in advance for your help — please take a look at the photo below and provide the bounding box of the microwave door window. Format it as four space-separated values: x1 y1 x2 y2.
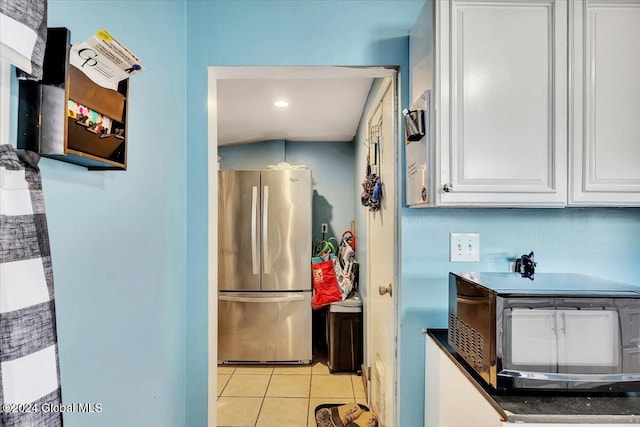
505 309 558 371
557 309 621 374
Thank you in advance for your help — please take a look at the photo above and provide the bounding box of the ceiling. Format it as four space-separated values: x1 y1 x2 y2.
214 67 396 146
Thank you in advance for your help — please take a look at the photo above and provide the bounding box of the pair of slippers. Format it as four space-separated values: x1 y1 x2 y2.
315 402 378 427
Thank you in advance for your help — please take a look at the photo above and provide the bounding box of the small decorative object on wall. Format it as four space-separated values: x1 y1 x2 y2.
17 27 143 170
515 251 536 280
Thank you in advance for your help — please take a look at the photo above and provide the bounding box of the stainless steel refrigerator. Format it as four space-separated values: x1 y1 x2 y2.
218 169 312 363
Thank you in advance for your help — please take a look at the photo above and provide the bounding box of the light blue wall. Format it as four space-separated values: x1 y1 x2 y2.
285 141 355 243
219 140 285 170
185 1 422 424
38 2 187 426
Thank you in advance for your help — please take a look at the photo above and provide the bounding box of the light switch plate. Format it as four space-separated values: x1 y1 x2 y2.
450 233 480 262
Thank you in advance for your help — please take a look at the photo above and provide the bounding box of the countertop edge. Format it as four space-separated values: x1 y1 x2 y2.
426 328 640 424
508 414 640 424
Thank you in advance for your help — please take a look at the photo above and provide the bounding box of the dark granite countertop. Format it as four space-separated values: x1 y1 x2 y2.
428 329 640 424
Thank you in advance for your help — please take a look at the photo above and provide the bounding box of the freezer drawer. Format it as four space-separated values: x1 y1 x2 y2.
218 292 312 363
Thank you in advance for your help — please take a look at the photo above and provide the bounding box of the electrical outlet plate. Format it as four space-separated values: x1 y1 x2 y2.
450 233 480 262
321 223 328 233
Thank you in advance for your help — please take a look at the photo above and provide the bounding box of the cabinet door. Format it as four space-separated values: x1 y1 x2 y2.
436 0 567 206
569 0 640 206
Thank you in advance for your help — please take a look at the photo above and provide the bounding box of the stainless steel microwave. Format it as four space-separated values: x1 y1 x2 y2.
448 272 640 392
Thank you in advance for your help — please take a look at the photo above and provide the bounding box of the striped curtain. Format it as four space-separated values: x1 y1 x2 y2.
0 144 63 426
0 0 47 79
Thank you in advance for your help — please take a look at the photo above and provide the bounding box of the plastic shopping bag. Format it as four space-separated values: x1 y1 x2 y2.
311 259 342 309
332 256 353 300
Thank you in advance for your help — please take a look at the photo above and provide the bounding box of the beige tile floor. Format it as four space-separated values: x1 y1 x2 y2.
216 361 367 427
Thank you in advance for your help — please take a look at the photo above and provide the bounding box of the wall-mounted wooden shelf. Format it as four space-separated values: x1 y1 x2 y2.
17 27 129 170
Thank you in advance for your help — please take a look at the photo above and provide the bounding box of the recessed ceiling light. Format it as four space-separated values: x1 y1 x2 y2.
274 100 289 108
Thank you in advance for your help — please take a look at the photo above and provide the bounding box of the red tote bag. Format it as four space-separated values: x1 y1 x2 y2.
311 259 342 309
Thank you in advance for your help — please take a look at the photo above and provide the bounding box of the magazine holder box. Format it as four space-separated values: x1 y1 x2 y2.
17 27 128 170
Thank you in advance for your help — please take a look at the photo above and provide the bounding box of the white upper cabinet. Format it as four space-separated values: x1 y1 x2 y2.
569 0 640 206
437 0 568 206
409 0 640 207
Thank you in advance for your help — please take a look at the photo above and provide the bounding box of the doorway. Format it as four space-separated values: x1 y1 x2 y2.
207 66 401 427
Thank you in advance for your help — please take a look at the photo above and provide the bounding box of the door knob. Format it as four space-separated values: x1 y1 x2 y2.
378 283 392 297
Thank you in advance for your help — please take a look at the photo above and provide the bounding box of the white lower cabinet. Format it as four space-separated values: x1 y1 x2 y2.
569 0 640 206
425 335 504 427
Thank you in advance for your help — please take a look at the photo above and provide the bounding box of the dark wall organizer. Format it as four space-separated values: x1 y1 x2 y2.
18 27 129 170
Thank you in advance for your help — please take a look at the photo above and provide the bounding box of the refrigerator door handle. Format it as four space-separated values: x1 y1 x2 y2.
251 185 259 275
263 185 270 274
218 294 305 303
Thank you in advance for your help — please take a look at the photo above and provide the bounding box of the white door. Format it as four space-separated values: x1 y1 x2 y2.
366 77 398 427
437 0 567 206
569 0 640 206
